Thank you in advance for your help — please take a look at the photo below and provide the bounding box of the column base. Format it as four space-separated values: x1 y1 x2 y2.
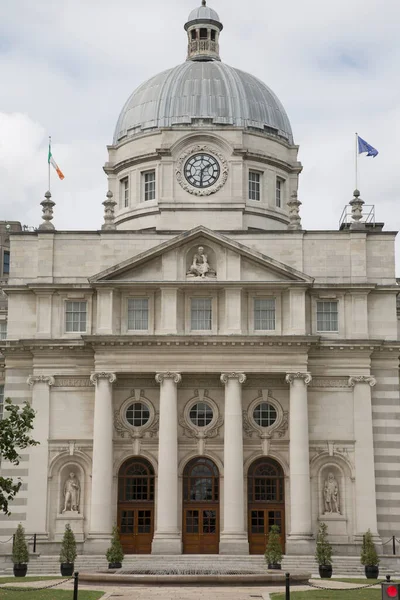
219 533 249 555
152 533 182 555
285 534 314 555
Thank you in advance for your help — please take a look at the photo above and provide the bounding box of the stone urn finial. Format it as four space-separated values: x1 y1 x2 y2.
38 190 55 231
102 190 117 231
287 191 302 230
349 189 365 229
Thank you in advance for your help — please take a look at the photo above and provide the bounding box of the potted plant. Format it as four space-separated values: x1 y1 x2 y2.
264 524 283 569
315 522 333 578
106 526 124 569
59 524 77 576
12 524 29 577
361 529 380 579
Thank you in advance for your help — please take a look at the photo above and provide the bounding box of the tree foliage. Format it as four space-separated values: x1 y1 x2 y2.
106 526 124 564
361 529 380 566
59 524 77 564
0 398 38 515
315 521 333 566
12 523 29 564
264 524 283 565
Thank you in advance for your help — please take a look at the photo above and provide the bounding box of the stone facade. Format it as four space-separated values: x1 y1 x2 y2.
0 1 399 558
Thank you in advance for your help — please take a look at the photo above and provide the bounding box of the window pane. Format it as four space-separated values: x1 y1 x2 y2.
121 177 129 208
128 298 149 330
254 298 275 330
126 402 150 427
317 301 338 332
0 385 4 420
253 402 277 427
189 402 213 427
249 171 260 201
144 171 156 201
3 251 10 275
0 322 6 340
276 178 283 207
191 297 212 330
65 301 87 332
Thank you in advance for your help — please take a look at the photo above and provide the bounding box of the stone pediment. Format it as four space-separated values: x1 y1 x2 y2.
89 226 314 284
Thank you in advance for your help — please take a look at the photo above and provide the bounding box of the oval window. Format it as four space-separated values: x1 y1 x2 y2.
253 402 277 427
126 402 150 427
189 402 213 427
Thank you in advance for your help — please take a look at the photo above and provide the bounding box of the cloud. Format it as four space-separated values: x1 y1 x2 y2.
0 0 399 264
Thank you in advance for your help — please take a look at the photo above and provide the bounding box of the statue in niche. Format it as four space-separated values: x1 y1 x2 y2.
323 472 340 514
187 246 216 278
62 472 81 513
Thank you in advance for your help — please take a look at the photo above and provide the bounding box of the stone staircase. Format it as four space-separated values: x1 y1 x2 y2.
282 555 394 576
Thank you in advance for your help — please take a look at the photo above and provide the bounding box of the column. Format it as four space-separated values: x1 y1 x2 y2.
285 372 313 553
220 372 249 554
349 376 379 538
89 372 116 546
25 375 55 536
152 372 182 554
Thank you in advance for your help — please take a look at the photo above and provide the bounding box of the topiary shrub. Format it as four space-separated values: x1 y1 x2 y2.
59 524 77 564
264 524 283 567
12 523 29 565
361 529 380 566
315 522 333 566
106 526 124 567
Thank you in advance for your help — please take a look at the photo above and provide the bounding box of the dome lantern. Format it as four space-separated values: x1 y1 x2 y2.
184 0 223 62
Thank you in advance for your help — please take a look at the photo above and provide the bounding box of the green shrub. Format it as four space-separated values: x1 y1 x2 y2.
264 524 283 565
315 522 333 566
360 529 380 566
59 524 77 564
12 524 29 564
106 526 124 564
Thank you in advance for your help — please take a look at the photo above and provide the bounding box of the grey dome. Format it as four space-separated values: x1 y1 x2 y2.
187 5 221 24
113 61 293 144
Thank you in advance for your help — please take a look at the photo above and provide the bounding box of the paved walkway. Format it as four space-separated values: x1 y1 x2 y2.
0 577 382 599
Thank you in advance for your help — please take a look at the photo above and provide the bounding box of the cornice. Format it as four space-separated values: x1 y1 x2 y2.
104 151 165 176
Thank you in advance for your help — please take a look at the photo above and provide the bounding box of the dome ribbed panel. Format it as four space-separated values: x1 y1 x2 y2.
187 6 221 22
113 62 294 144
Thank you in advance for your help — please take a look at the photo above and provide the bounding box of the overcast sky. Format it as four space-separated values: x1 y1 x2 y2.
0 0 399 266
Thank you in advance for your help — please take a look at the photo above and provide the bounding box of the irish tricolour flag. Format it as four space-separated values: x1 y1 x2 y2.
48 143 65 180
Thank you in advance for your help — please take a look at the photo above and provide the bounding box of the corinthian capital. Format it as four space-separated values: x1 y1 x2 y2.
90 372 117 385
220 372 247 385
348 376 376 387
285 372 312 386
155 372 182 385
27 375 55 387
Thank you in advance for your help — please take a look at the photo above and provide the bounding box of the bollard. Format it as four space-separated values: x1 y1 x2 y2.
393 536 396 556
285 572 290 600
73 571 79 600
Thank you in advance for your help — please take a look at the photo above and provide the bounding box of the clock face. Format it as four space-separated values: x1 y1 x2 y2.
184 153 220 189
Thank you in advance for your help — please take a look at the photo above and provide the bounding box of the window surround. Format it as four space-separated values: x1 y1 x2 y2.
181 394 221 437
59 293 93 337
0 321 6 340
246 394 286 438
121 292 155 334
311 294 344 337
141 169 156 202
0 384 4 420
185 292 218 334
276 176 285 208
3 250 10 276
118 395 156 436
247 292 282 335
120 176 129 209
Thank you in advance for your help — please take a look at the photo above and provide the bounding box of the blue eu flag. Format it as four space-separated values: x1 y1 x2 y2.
358 136 379 157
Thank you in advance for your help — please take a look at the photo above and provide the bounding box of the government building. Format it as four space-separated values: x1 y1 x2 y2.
0 1 399 558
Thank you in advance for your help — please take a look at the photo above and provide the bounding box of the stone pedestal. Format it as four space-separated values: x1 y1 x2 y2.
152 372 182 554
286 372 314 554
220 373 249 555
88 372 116 550
55 513 85 542
319 514 348 543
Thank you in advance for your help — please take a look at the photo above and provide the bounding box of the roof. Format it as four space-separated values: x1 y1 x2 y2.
113 61 294 144
186 4 221 24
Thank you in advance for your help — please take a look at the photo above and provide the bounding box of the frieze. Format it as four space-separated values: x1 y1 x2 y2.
54 377 92 388
310 378 350 388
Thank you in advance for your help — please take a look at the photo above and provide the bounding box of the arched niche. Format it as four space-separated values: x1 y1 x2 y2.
185 244 217 279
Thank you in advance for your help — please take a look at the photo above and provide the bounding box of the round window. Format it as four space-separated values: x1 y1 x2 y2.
126 402 150 427
189 402 213 427
253 402 277 428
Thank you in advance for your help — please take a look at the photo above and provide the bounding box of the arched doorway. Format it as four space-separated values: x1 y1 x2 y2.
117 457 155 554
182 457 219 554
248 458 285 555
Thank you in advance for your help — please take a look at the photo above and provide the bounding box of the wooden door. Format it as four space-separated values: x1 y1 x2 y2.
118 457 155 554
183 507 219 554
248 507 284 555
118 506 154 554
248 458 285 555
182 457 219 554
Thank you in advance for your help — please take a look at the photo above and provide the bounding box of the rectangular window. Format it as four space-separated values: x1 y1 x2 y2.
3 251 10 275
276 177 284 207
191 297 212 331
128 298 149 331
249 171 261 201
191 29 197 40
200 28 208 39
121 177 129 208
254 298 276 331
65 301 87 332
0 385 4 420
211 30 216 42
317 301 338 332
143 171 156 201
0 322 6 340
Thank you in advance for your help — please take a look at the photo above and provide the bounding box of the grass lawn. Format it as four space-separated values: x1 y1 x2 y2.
271 583 383 600
0 590 104 600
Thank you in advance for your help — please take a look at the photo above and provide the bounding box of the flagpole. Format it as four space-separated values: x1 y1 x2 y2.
355 132 358 190
48 135 52 192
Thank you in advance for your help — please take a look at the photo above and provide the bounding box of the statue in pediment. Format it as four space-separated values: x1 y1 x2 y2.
187 246 216 278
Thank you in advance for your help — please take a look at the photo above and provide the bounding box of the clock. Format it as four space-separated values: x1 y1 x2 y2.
184 153 220 189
